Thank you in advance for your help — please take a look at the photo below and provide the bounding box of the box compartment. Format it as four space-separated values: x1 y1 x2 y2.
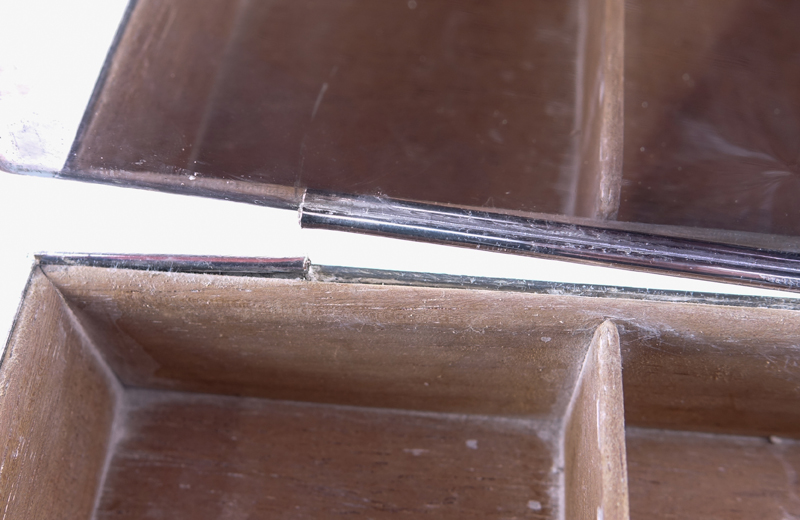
1 266 630 519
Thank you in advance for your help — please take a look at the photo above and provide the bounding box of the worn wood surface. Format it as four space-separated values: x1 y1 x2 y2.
617 309 800 438
0 269 120 520
627 427 800 519
45 265 800 437
564 321 629 520
96 388 557 519
6 264 800 518
44 265 591 419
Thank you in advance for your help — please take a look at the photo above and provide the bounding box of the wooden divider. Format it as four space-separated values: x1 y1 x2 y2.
564 321 630 520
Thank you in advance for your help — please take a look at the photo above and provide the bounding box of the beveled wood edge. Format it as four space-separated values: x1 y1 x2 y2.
562 320 630 520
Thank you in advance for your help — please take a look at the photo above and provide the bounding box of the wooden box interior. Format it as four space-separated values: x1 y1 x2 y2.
2 264 800 518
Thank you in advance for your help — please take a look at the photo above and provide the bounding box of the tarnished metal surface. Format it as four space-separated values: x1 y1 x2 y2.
301 190 800 292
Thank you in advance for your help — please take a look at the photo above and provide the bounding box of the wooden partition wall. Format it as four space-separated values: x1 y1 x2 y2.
3 264 800 518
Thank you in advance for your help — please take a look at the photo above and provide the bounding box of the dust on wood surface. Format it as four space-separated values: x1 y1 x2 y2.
0 270 119 520
44 265 800 436
96 388 558 519
627 427 800 519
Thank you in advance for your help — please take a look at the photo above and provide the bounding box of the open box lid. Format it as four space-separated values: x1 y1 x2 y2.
3 0 800 291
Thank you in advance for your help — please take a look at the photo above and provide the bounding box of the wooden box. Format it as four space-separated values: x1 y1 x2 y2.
3 0 800 518
2 261 800 519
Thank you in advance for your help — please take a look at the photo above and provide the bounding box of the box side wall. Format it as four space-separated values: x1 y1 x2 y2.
44 265 591 420
43 264 800 437
68 0 240 178
0 269 119 520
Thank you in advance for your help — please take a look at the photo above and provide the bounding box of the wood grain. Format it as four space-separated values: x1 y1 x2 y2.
96 388 558 519
0 269 120 520
44 265 800 437
616 308 800 438
6 263 800 518
44 265 591 419
627 427 800 519
564 321 630 520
